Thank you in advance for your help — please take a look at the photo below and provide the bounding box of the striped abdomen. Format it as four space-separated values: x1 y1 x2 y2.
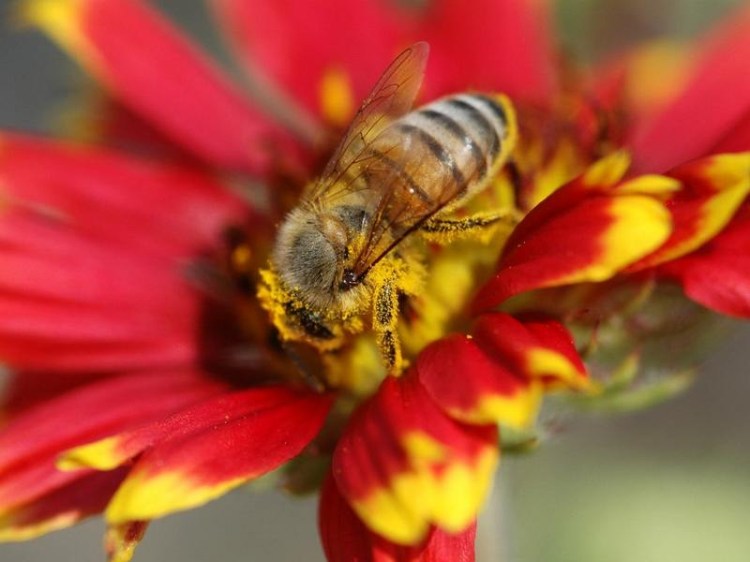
363 93 514 216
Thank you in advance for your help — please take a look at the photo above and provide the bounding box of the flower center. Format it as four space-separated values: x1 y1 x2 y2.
197 97 616 397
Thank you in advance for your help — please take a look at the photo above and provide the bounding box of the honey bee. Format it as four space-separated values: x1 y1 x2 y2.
259 42 517 373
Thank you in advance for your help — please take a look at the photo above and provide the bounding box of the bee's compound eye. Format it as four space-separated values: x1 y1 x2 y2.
339 269 360 291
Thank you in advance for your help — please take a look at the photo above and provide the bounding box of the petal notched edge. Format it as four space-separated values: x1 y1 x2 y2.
319 471 477 562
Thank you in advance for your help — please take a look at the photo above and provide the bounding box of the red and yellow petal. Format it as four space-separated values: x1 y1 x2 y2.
19 0 292 173
0 371 226 512
629 153 750 269
0 370 222 539
61 386 311 471
104 521 148 562
417 334 542 429
417 313 589 428
661 206 750 318
319 471 477 562
333 375 497 545
71 387 333 523
473 153 674 311
631 5 750 172
473 313 590 391
0 469 127 542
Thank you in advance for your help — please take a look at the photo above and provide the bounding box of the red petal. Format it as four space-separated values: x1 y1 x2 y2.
211 0 404 121
661 207 750 317
103 387 332 522
75 95 197 162
0 215 199 372
714 109 750 153
0 134 250 259
213 0 556 122
23 0 292 173
319 471 476 562
0 370 225 514
416 0 557 104
1 371 104 415
631 6 750 172
333 375 497 545
0 135 253 373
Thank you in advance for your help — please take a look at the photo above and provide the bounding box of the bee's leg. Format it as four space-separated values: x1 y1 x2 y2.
372 274 402 373
420 210 520 244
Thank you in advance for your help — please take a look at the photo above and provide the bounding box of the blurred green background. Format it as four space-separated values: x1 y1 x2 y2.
1 0 748 560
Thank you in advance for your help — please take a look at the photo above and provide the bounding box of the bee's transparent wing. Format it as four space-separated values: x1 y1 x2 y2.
307 42 429 203
348 137 460 279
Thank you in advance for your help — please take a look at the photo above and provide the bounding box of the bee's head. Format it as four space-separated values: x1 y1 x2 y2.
272 208 348 306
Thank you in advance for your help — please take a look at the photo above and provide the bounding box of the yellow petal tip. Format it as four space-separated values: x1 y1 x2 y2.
58 436 123 472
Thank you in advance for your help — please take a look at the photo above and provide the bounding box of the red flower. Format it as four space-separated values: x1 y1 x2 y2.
1 0 748 561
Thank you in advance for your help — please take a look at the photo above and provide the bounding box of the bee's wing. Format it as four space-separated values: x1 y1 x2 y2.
307 42 430 202
349 144 459 279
